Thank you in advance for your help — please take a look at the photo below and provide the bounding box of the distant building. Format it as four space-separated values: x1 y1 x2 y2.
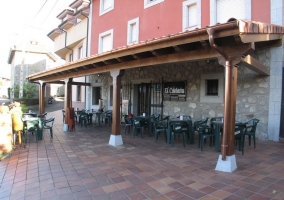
7 40 58 98
0 77 10 98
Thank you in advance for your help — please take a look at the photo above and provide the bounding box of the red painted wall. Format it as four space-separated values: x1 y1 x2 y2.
90 0 271 55
201 0 210 27
251 0 270 23
91 0 185 55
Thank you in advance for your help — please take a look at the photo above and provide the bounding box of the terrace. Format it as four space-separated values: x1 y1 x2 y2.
0 109 283 200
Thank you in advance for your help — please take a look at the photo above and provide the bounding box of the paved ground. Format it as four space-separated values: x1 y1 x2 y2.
0 98 10 105
44 98 64 113
0 109 284 200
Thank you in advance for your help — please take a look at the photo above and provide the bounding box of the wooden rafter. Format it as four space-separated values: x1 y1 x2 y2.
36 43 253 82
241 55 270 75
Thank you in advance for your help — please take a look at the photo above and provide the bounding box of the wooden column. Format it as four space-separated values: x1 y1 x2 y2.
221 60 238 159
39 81 46 115
64 78 73 124
110 70 125 135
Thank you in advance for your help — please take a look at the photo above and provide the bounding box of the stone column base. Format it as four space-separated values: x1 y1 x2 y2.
63 124 68 132
109 135 123 146
215 154 237 172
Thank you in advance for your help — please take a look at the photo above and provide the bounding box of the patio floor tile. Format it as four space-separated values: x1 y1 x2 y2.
0 109 283 200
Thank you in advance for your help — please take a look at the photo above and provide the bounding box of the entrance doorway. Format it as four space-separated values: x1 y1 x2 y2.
133 83 151 116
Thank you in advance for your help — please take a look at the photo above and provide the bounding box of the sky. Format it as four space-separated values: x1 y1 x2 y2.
0 0 75 78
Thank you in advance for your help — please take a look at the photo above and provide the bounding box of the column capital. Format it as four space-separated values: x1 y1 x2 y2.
110 69 125 78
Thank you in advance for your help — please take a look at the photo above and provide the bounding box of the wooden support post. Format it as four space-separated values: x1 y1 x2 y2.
110 70 125 135
222 60 238 159
39 81 46 115
64 78 73 125
108 70 125 146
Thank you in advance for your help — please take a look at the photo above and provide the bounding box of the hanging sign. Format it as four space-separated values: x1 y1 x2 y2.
163 81 186 101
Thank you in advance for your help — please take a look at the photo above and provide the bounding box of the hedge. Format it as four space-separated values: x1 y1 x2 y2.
13 98 39 106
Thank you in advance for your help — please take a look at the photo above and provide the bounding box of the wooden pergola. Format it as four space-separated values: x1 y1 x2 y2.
27 19 283 161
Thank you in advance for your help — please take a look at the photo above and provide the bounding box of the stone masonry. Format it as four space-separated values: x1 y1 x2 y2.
87 48 272 140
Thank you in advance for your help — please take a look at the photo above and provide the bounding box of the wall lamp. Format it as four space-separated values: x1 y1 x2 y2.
97 73 103 77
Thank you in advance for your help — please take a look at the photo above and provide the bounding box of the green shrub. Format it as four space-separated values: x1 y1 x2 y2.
13 98 39 106
20 104 28 113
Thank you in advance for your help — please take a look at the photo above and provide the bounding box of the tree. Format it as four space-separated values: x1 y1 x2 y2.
12 82 38 98
23 82 38 98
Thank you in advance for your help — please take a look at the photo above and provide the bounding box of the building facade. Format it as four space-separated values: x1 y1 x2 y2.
86 0 282 141
45 0 283 142
48 0 91 109
8 40 57 99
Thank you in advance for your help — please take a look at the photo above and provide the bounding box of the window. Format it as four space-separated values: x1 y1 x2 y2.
98 29 113 53
127 18 139 45
77 86 81 101
78 46 83 59
182 0 201 31
206 79 218 96
69 52 73 62
100 0 114 16
109 85 113 107
210 0 251 25
92 86 102 105
200 73 224 103
144 0 164 9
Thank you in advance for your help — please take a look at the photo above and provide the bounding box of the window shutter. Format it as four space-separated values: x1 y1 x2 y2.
130 23 137 42
102 34 111 52
216 0 246 23
187 3 197 27
103 0 112 10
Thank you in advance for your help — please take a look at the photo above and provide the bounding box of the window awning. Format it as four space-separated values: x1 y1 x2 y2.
27 19 284 83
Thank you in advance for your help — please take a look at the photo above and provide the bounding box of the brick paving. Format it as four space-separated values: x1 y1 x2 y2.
0 110 284 200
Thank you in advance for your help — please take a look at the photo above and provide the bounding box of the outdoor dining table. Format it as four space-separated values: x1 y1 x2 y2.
167 118 193 144
22 112 38 118
211 121 245 152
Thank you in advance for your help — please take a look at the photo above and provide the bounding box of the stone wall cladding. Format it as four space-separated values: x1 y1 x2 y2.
87 49 270 140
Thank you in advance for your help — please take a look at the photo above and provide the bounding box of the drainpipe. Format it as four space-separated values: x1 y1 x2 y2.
80 8 90 109
58 27 73 108
207 28 229 161
58 27 73 57
80 1 91 109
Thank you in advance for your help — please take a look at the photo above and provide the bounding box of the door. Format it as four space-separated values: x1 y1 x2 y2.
137 83 151 116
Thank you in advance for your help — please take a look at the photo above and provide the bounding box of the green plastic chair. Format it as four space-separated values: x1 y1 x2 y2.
132 118 147 138
234 123 246 153
77 110 88 128
154 116 170 143
37 112 47 119
61 110 65 123
241 118 259 153
23 119 39 143
103 110 112 126
197 123 214 151
170 121 188 147
124 115 133 134
193 117 209 132
42 117 55 139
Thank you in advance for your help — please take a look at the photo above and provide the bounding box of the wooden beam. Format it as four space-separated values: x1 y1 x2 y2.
71 82 91 86
30 43 254 82
241 55 270 75
27 27 241 81
45 81 65 84
240 33 282 43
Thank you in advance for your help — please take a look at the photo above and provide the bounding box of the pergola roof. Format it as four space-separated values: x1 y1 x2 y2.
27 19 284 83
